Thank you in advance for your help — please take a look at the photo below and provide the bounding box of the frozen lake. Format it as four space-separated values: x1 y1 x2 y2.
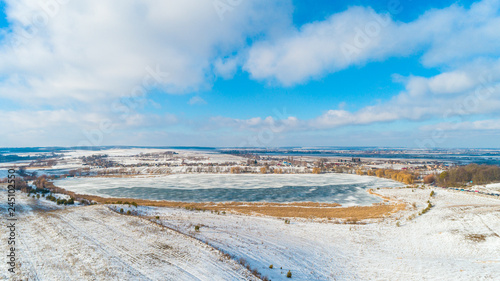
0 169 10 178
0 168 69 178
54 174 403 205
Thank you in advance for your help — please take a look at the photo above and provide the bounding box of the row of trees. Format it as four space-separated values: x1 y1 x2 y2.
435 164 500 187
0 177 31 192
231 166 321 174
358 168 416 184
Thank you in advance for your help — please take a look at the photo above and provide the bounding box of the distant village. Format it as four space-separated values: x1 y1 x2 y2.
4 148 498 198
18 150 454 187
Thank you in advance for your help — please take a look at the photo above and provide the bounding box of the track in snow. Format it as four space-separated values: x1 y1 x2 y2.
0 188 258 281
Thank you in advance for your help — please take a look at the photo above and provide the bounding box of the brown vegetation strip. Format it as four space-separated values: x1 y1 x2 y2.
44 182 406 220
194 203 406 220
367 188 395 202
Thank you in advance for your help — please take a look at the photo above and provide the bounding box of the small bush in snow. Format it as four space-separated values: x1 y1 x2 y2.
269 264 273 269
126 210 131 215
194 225 200 231
120 208 124 213
286 270 292 278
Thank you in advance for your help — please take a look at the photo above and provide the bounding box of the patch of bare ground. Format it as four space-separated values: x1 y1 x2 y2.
465 234 487 242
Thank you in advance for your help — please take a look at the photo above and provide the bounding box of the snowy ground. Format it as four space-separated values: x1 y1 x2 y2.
56 148 247 168
1 184 499 280
131 187 500 281
0 186 258 281
473 182 500 195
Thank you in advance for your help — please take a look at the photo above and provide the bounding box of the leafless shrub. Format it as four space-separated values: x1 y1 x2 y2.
465 234 487 242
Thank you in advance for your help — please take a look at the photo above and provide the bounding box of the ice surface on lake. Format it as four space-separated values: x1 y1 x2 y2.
54 174 403 205
0 168 69 178
0 169 8 178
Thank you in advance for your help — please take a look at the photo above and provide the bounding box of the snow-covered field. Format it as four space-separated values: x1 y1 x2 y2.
131 187 500 280
486 182 500 190
1 181 499 280
53 174 403 205
56 148 245 167
474 182 500 195
0 186 258 281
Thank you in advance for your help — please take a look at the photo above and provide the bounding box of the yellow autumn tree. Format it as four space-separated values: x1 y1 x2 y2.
312 167 321 174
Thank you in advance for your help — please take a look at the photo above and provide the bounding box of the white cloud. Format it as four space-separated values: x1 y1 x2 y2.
122 113 178 128
244 6 400 85
244 0 500 86
427 71 475 95
421 119 500 131
0 108 180 147
209 116 299 133
0 0 292 105
0 0 292 146
312 109 399 129
310 61 500 129
213 57 239 79
419 0 500 66
188 96 207 105
219 59 500 132
2 0 500 147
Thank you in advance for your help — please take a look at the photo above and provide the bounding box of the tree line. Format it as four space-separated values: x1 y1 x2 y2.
433 164 500 187
357 168 416 185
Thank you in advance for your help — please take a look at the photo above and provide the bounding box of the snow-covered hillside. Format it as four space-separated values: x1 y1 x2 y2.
0 187 258 281
133 188 500 280
1 184 499 280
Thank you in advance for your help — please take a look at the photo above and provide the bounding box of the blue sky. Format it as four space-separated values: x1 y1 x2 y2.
0 0 499 148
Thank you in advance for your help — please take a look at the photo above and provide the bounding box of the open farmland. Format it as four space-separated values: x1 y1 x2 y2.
0 186 258 281
1 183 499 280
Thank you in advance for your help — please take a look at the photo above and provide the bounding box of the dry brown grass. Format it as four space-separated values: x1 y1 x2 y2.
367 189 394 201
465 234 487 242
210 203 405 220
84 195 404 220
